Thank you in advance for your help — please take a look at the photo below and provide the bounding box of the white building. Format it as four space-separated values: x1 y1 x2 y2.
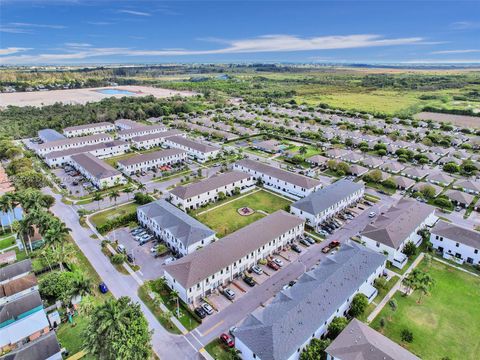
69 152 125 189
360 199 437 269
137 199 215 257
118 124 167 140
430 220 480 265
44 140 130 167
291 179 364 229
163 211 304 305
63 122 115 137
235 242 386 360
117 148 187 176
233 159 322 198
169 171 254 210
36 133 113 156
114 119 143 130
131 129 184 150
164 135 221 163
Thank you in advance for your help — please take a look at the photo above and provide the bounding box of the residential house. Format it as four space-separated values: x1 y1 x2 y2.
453 179 480 195
137 199 216 256
169 171 254 210
306 155 329 168
130 130 184 150
0 260 32 285
36 133 113 156
348 164 368 177
412 182 442 197
63 122 115 137
38 129 65 143
234 242 386 360
444 189 474 208
400 167 429 180
290 179 364 229
360 199 437 268
117 149 186 176
163 211 304 305
70 153 125 189
164 136 220 163
430 220 480 265
390 176 415 190
379 161 405 174
361 157 384 169
426 171 454 187
114 119 143 130
233 159 322 198
0 331 62 360
118 124 167 140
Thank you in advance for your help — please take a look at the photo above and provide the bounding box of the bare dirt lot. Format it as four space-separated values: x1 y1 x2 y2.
0 85 196 108
414 111 480 128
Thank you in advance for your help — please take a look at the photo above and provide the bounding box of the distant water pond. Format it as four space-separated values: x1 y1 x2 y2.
96 89 137 95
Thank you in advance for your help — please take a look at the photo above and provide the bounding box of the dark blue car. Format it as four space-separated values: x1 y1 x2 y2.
99 282 109 294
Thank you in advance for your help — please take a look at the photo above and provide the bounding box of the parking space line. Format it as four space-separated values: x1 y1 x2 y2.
199 320 224 337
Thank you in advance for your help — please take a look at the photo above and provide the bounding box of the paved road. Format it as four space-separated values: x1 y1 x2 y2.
44 187 201 360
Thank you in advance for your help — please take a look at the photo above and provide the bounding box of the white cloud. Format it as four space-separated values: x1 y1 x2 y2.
64 42 92 47
431 49 480 55
9 22 66 29
0 47 30 56
118 9 151 17
402 59 480 64
0 33 431 64
450 21 480 30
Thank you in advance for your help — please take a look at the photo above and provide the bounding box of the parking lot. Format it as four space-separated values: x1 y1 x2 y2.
52 166 95 197
107 227 170 280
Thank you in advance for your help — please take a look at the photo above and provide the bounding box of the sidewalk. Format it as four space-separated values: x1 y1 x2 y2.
367 252 425 323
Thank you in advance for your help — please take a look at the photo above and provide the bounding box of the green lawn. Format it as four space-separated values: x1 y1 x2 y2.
0 235 16 251
194 189 292 237
90 203 138 227
56 311 89 355
205 339 238 360
371 260 480 360
358 275 398 322
103 152 137 167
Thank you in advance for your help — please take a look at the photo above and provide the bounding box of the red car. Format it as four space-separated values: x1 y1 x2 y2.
267 261 280 271
220 333 235 348
329 240 340 249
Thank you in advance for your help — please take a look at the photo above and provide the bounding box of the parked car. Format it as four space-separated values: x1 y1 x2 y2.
220 333 235 348
98 282 109 294
267 261 280 271
194 306 207 319
305 236 315 245
150 245 159 253
243 275 256 287
291 244 302 253
273 258 284 267
223 288 236 300
329 240 340 249
318 230 329 237
251 265 263 275
201 303 214 315
322 244 332 254
162 257 175 265
126 254 135 264
117 244 126 253
369 211 376 218
364 201 373 206
300 238 311 247
229 326 237 336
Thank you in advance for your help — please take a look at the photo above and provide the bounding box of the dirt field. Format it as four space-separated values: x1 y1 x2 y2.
414 111 480 128
0 85 196 108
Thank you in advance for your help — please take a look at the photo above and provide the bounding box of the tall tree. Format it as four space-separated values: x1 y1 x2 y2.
92 192 103 210
109 190 120 206
84 297 152 360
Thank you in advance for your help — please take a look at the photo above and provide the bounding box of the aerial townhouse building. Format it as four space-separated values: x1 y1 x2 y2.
63 121 115 137
164 135 221 163
234 242 386 360
163 211 304 305
430 220 480 265
2 332 62 360
118 124 167 140
233 159 322 198
114 119 144 130
169 171 255 210
290 179 364 229
37 129 65 143
130 129 184 150
137 199 216 257
36 133 113 156
44 140 130 167
360 199 437 269
117 148 187 176
69 152 125 189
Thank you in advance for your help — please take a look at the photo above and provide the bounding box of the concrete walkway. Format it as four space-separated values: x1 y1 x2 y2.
367 253 425 323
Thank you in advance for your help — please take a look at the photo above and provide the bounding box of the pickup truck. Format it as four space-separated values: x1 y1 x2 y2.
321 240 340 254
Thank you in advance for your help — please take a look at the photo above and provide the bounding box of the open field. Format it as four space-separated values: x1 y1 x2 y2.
0 85 196 108
414 111 480 128
194 189 291 237
371 260 480 360
90 202 138 228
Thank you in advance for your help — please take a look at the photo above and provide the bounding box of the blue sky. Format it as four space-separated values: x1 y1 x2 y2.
1 0 479 65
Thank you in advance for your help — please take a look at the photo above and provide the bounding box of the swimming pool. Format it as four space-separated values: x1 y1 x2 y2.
96 89 137 95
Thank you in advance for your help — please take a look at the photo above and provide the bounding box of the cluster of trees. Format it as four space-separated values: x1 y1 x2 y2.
402 266 436 303
39 269 91 304
443 160 477 176
326 159 350 176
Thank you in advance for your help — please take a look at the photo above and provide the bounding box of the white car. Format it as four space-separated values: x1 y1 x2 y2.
369 211 377 218
201 303 214 315
162 257 175 265
150 245 159 253
273 258 284 267
251 265 263 275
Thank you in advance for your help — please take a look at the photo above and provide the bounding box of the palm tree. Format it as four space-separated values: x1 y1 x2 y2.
299 145 308 156
0 193 17 232
50 242 76 271
70 270 92 297
17 215 35 252
123 187 133 200
417 273 435 303
11 220 27 256
92 192 103 210
169 289 180 318
109 190 120 206
137 183 146 194
43 219 71 248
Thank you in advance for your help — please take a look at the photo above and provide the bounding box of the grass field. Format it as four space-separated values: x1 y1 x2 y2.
371 260 480 360
0 234 16 251
195 189 292 237
104 152 137 167
205 339 238 360
90 202 138 227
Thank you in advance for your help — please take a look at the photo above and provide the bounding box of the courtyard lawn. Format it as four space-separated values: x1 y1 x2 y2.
103 152 137 167
0 234 16 251
205 339 238 360
195 189 291 237
90 202 138 228
370 260 480 360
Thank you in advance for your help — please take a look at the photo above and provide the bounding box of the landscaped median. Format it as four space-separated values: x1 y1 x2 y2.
138 279 201 334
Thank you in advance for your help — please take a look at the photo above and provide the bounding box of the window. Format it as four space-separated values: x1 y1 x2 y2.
456 243 460 247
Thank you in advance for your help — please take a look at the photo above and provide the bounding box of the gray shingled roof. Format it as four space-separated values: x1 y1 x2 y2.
234 242 386 360
118 148 186 167
44 140 127 159
444 189 475 205
138 199 215 251
118 124 166 137
170 171 251 199
235 159 321 189
431 220 480 249
360 199 435 249
1 332 61 360
64 121 113 132
168 135 220 153
291 179 363 216
326 319 420 360
38 129 65 142
71 152 121 180
402 167 429 179
163 211 304 289
0 290 42 324
130 129 183 143
0 259 32 283
37 133 113 150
